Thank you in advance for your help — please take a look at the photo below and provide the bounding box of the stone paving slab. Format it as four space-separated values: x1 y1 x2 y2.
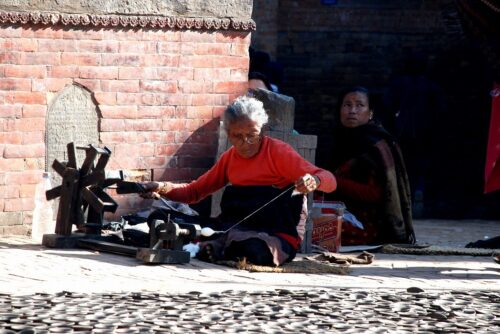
0 220 499 296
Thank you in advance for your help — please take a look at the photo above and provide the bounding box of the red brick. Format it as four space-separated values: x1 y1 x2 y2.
230 43 249 56
157 42 181 54
22 131 44 144
186 106 213 119
137 106 171 119
156 144 182 156
22 52 61 65
0 78 31 91
93 92 117 105
162 119 186 131
214 81 248 94
4 198 35 212
230 68 248 80
161 106 176 118
137 131 175 144
100 119 126 132
3 144 45 159
180 43 194 55
101 54 144 66
23 158 43 170
186 119 219 132
213 56 249 69
194 68 231 81
79 66 118 79
125 119 162 131
0 26 22 38
0 157 24 171
159 94 192 106
5 171 42 185
0 51 22 64
5 92 46 105
1 224 30 236
101 80 140 93
22 105 47 118
141 156 167 168
174 131 191 144
38 39 77 52
180 31 216 43
142 30 180 42
47 65 79 78
194 43 231 55
32 78 73 92
178 80 213 94
24 26 63 39
213 106 226 118
62 53 101 66
100 131 137 144
216 31 251 43
175 143 217 157
0 40 14 49
15 39 38 52
144 55 180 67
138 143 155 156
0 105 23 118
140 80 177 93
151 167 201 182
118 67 157 80
0 131 22 144
4 65 46 78
1 184 20 199
175 106 187 118
63 28 104 41
20 184 36 198
191 94 229 106
73 79 101 91
156 67 194 81
180 55 214 68
100 105 138 119
116 93 162 106
76 40 119 53
113 144 141 159
119 41 157 54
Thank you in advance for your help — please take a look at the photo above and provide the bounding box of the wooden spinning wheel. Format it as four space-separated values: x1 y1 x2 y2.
45 142 120 238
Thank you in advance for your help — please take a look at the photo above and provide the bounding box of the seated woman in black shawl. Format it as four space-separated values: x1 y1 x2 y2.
327 86 416 245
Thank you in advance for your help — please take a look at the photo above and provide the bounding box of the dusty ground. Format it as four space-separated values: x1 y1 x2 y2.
0 219 498 295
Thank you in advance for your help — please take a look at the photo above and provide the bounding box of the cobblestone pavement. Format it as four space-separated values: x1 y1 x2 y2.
0 289 498 333
0 219 499 333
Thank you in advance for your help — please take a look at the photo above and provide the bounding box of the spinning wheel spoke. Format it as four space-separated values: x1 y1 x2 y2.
43 142 120 247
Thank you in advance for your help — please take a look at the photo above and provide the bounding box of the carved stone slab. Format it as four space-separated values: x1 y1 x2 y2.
46 84 99 183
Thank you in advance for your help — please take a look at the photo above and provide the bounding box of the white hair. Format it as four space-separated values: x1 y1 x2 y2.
222 96 269 133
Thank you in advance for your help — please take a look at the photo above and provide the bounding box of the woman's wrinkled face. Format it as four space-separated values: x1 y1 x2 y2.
340 92 372 128
228 118 262 159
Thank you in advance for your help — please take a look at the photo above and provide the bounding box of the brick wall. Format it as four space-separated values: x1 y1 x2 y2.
0 23 251 234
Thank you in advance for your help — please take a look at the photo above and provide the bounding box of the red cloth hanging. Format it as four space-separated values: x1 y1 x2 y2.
485 82 500 193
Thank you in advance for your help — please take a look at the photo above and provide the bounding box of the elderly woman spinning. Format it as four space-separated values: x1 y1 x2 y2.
142 96 336 266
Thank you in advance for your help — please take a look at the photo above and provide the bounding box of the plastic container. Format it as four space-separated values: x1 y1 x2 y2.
32 172 55 243
311 201 345 252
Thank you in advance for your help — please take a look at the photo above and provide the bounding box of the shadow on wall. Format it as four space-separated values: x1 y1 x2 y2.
152 118 221 217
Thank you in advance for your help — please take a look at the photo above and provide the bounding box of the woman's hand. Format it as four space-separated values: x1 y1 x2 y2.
139 181 172 199
295 174 321 193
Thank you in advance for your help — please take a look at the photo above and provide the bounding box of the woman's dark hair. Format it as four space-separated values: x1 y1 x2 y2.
248 71 273 91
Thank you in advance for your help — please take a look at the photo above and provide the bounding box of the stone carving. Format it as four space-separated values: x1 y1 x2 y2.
46 84 100 185
0 11 256 31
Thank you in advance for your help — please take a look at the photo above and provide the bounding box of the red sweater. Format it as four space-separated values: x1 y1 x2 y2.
165 136 336 204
